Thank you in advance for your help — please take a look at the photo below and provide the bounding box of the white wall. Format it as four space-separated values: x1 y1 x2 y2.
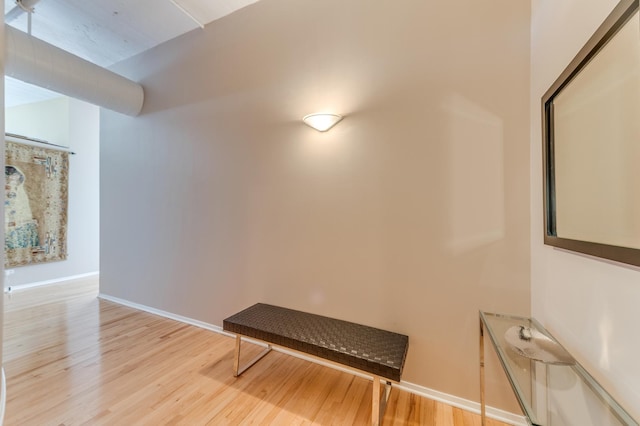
101 0 531 412
531 0 640 420
0 4 6 420
5 98 100 287
6 97 70 145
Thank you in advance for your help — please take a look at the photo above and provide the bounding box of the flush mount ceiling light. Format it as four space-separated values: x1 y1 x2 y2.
303 113 343 132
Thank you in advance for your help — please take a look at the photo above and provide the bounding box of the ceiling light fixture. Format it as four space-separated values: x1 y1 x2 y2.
303 113 343 132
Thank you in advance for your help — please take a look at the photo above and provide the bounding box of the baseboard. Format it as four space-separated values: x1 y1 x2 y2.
396 381 527 425
98 293 236 336
5 271 100 293
0 367 6 426
97 293 527 426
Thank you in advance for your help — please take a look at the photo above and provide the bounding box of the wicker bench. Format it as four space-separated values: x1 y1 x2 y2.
223 303 409 426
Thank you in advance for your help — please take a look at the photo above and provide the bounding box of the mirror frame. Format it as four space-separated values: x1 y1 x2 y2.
542 0 640 267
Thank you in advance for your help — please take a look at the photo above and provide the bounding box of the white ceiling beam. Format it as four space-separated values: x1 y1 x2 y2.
168 0 204 29
169 0 260 27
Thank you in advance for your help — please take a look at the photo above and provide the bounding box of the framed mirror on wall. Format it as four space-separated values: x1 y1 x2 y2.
542 0 640 267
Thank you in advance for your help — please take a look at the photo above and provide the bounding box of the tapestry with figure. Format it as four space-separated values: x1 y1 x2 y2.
5 141 69 267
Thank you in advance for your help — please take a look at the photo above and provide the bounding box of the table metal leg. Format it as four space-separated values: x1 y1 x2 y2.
233 334 272 377
480 315 486 426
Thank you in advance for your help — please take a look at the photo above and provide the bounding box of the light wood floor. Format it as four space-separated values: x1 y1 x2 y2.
3 278 510 425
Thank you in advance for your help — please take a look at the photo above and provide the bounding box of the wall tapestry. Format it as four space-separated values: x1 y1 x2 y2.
5 141 69 267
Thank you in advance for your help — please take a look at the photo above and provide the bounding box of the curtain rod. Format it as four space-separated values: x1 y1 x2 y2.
5 132 77 155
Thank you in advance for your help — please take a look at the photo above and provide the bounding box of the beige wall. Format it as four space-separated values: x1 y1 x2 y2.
101 0 530 410
531 0 640 420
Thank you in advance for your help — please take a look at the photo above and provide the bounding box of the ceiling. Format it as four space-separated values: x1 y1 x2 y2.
4 0 260 107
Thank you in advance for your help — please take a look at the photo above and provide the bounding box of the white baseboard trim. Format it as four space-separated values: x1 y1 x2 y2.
98 293 235 336
97 293 527 426
0 367 6 426
396 381 527 426
6 271 100 293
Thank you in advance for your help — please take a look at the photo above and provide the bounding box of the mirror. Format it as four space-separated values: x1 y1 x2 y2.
543 0 640 267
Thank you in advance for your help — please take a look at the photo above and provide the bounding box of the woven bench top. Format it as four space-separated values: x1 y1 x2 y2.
223 303 409 382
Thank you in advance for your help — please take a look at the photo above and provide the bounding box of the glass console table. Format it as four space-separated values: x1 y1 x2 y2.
479 312 637 426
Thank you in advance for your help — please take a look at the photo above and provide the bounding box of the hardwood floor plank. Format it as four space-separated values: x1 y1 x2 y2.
3 278 514 425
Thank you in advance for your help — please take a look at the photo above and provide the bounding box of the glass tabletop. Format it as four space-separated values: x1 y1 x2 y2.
480 312 637 426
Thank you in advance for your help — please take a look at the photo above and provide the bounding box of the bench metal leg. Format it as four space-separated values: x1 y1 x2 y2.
233 334 272 377
372 376 391 426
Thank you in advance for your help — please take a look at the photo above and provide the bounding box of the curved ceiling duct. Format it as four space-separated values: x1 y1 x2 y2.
5 25 145 116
